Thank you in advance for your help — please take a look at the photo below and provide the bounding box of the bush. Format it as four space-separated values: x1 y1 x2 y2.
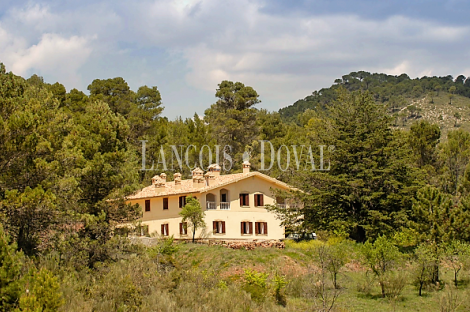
242 269 269 303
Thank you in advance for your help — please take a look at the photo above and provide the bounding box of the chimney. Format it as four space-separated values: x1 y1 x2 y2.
193 176 204 189
192 167 204 178
243 160 251 174
155 180 165 194
205 172 216 187
151 175 160 185
174 172 182 190
160 173 167 182
208 164 221 177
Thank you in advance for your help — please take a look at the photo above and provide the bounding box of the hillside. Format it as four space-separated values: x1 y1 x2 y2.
393 93 470 139
279 71 470 138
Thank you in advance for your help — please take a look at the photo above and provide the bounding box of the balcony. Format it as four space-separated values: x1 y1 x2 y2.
276 203 287 209
220 202 230 210
206 201 216 210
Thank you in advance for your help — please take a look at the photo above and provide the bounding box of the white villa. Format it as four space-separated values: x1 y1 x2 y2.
126 161 296 240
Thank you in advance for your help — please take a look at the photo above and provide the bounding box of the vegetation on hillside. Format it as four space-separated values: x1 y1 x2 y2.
3 62 470 310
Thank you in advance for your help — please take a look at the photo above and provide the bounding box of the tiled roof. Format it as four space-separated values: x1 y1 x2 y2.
126 171 293 200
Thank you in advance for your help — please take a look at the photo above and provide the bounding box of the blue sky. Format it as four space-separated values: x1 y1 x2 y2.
1 0 469 119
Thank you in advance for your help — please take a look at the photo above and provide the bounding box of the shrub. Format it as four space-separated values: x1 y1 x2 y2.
242 269 269 303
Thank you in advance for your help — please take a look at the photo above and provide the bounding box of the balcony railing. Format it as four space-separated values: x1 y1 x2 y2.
206 201 216 210
220 202 230 210
276 203 287 209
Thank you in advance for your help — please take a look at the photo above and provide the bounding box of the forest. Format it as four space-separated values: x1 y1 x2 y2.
3 62 470 311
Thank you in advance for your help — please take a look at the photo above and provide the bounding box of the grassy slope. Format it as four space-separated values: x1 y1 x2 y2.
176 241 470 312
392 94 470 140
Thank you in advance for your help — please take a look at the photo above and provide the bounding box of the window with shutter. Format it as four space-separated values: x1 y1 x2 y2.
179 196 186 208
180 222 187 235
241 222 252 235
213 221 226 234
161 224 168 236
145 200 151 212
239 194 249 206
163 198 168 210
254 194 264 207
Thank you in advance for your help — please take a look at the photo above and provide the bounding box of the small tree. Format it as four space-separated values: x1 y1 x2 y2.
448 86 456 105
362 236 402 298
413 243 436 296
326 238 349 289
428 90 435 104
454 112 461 127
179 196 205 243
444 240 470 287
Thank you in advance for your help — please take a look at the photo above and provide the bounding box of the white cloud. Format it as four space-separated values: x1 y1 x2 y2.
1 0 470 117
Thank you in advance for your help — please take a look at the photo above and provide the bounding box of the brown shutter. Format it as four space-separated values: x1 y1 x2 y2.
249 222 253 234
260 195 264 206
166 224 169 236
255 222 259 234
254 195 258 207
246 195 249 206
239 194 243 206
241 222 244 234
161 224 164 235
213 221 217 233
179 223 182 235
163 198 168 210
264 223 268 234
222 221 226 234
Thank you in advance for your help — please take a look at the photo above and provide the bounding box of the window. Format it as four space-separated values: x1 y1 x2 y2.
180 222 188 235
213 221 226 234
254 194 264 207
255 222 268 235
241 221 253 235
163 198 169 210
161 224 169 236
145 200 150 212
239 193 249 206
179 196 186 208
221 193 227 202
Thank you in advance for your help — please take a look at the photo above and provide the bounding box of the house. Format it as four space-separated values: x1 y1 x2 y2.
126 161 295 240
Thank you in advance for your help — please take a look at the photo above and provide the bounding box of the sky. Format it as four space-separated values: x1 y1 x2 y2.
1 0 470 119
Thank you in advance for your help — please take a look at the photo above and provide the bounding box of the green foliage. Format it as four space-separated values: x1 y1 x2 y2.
444 240 470 287
179 196 205 243
204 80 260 166
16 268 64 312
0 225 24 311
242 269 269 303
408 120 441 168
413 243 437 296
362 236 402 298
288 89 420 241
272 273 287 306
439 129 470 194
